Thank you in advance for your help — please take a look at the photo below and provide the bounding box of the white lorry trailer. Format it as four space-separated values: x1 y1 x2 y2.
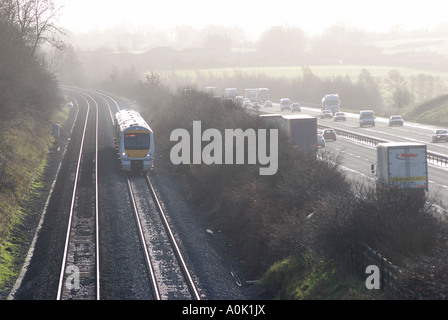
374 142 428 190
224 88 238 100
321 94 340 115
281 114 318 152
245 88 258 102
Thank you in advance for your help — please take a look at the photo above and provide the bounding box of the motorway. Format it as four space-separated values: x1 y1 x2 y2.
260 103 448 208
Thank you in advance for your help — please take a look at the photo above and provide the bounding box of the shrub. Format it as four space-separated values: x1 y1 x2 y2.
308 183 446 266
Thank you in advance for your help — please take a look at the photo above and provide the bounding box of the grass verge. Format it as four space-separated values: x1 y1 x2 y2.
0 104 70 298
258 256 387 300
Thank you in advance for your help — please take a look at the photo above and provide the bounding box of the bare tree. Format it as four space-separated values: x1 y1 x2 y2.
257 26 306 64
386 69 413 112
0 0 63 54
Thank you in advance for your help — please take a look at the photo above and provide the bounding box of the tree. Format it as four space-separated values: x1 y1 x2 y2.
257 26 306 65
386 70 413 112
392 88 413 113
0 15 60 121
357 69 383 111
0 0 63 54
311 24 368 64
48 43 84 86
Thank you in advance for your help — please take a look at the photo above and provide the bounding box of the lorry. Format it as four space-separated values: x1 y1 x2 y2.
373 142 428 190
224 88 238 100
281 114 318 152
245 88 258 102
321 94 340 115
257 88 269 103
259 113 283 128
205 87 219 98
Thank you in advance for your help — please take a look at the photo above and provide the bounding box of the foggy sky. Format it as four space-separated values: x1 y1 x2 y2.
57 0 447 38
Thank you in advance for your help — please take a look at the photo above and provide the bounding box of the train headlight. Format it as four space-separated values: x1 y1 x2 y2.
122 152 127 157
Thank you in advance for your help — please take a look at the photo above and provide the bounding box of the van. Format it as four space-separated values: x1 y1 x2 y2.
280 98 291 111
359 110 375 127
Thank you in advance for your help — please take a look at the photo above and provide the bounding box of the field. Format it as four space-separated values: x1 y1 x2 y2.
155 65 448 84
374 37 448 56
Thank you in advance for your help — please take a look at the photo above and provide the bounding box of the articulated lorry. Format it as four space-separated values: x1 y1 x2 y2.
224 88 238 100
281 114 318 152
373 142 428 190
257 88 269 103
321 94 340 115
245 88 258 102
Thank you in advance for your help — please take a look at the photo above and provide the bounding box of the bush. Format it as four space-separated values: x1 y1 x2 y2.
308 183 446 266
138 86 352 277
136 80 448 298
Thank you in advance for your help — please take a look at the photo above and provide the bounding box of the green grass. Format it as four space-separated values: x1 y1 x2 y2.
374 37 448 56
258 256 387 300
0 157 48 294
0 104 70 297
404 94 448 126
0 241 19 288
153 65 448 83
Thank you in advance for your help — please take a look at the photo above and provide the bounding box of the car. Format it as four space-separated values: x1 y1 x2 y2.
389 115 404 126
432 129 448 143
321 110 333 119
264 100 273 108
291 103 301 112
235 96 244 105
252 102 261 109
359 110 375 127
333 112 346 121
242 99 251 108
317 133 326 148
322 128 337 141
280 98 291 111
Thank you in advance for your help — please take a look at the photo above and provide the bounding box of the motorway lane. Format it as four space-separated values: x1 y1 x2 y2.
319 137 376 187
305 106 448 156
321 135 448 207
259 103 448 203
260 102 448 156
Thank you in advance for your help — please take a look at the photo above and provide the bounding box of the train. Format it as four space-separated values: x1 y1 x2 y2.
114 109 155 171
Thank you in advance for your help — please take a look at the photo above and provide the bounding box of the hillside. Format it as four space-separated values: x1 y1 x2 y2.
405 94 448 126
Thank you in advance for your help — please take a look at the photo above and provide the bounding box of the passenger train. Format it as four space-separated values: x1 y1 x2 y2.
115 109 154 171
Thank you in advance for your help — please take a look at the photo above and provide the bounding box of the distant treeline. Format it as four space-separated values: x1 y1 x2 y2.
102 65 448 117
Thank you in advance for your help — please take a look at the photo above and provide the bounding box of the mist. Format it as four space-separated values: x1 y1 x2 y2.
53 21 448 89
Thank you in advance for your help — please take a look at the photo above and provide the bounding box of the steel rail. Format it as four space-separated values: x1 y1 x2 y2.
145 175 201 300
125 174 162 300
56 91 90 299
92 92 100 300
97 90 162 299
56 89 100 300
70 88 201 300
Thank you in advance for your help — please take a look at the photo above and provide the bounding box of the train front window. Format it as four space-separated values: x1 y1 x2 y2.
124 133 150 150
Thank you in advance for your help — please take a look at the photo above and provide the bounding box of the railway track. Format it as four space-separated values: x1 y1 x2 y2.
98 90 201 299
57 90 100 300
125 171 201 300
12 88 201 300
